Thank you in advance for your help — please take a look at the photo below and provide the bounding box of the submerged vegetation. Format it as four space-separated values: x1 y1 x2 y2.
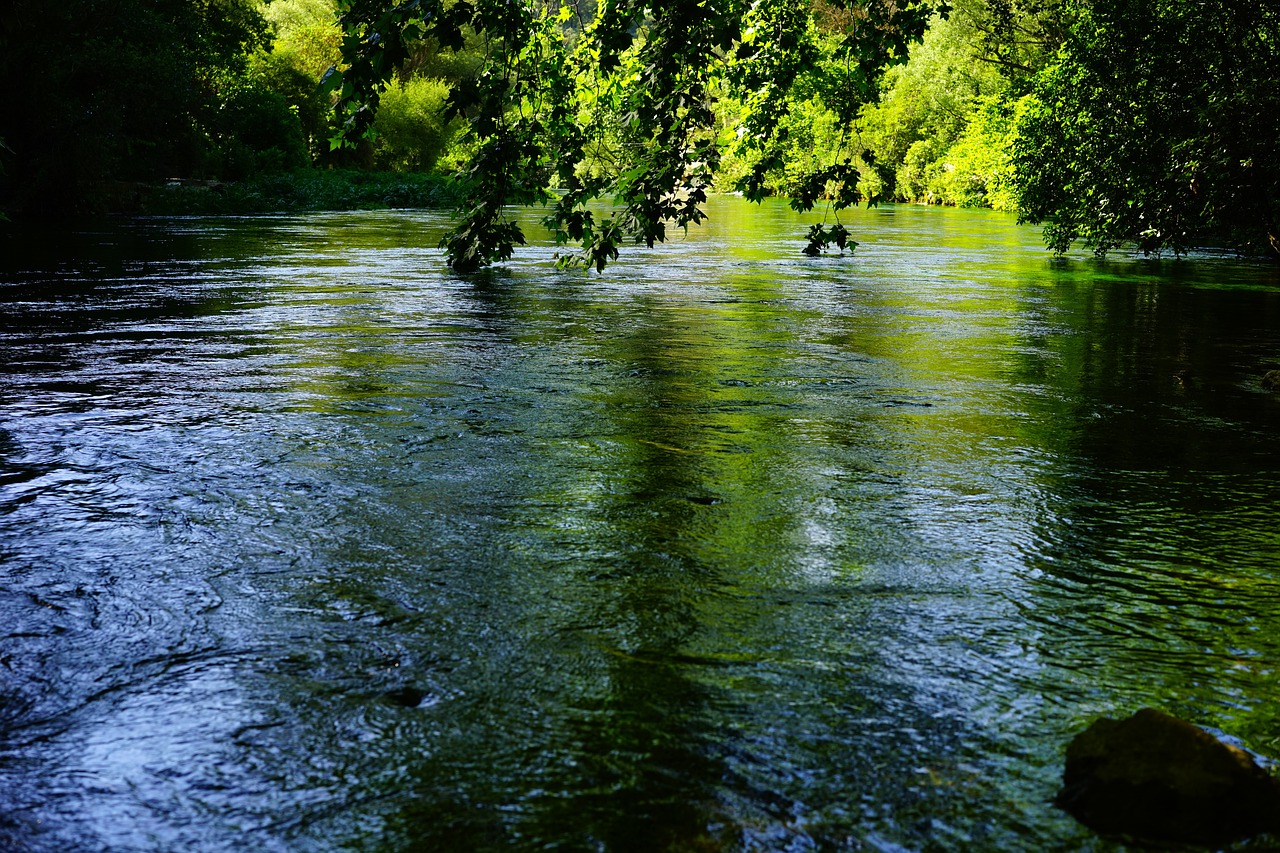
0 0 1276 263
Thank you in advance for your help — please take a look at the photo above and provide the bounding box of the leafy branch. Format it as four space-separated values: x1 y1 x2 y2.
330 0 946 271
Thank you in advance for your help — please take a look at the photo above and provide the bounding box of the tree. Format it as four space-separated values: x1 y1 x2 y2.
0 0 274 214
253 0 347 161
1014 0 1280 259
855 8 1010 203
330 0 950 271
950 0 1064 92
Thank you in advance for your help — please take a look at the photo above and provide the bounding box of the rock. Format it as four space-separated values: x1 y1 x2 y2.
384 685 429 708
1262 369 1280 391
1056 708 1280 846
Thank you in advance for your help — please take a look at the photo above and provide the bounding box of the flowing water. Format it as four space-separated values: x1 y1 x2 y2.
2 198 1279 851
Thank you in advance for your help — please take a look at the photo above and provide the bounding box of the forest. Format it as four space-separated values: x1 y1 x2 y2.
1 0 1277 266
5 4 1280 851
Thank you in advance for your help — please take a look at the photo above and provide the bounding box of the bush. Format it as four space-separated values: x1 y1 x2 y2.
372 78 454 172
925 96 1022 210
206 80 311 179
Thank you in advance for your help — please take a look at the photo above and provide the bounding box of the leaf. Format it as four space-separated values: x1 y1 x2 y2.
320 66 342 94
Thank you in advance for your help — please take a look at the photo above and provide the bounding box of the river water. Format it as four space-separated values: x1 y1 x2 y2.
2 198 1279 851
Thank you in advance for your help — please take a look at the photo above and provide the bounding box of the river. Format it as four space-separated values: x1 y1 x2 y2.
2 198 1279 851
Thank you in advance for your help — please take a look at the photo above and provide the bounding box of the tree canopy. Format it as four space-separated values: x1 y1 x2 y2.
1013 0 1280 259
2 0 1275 264
330 0 951 271
0 0 275 213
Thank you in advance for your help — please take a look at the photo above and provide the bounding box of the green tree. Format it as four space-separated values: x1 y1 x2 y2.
0 0 273 214
1014 0 1280 259
330 0 950 271
855 0 1059 207
205 75 312 179
950 0 1064 91
920 93 1023 209
253 0 346 160
857 9 1007 196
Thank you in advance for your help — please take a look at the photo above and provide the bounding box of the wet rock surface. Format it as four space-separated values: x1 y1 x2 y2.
1057 708 1280 846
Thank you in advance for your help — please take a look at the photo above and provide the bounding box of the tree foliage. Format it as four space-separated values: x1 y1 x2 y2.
854 0 1058 208
330 0 950 271
1014 0 1280 259
0 0 276 213
10 0 1270 267
372 77 455 171
951 0 1064 90
253 0 347 160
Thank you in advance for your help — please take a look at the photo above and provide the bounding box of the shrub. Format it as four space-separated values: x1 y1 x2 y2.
926 95 1023 210
371 77 454 172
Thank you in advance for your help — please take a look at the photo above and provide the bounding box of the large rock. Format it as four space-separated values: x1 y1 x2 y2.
1057 708 1280 846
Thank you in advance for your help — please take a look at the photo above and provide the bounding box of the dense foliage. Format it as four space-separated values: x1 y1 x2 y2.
2 0 1276 263
0 0 277 214
853 0 1060 209
0 0 467 215
331 0 950 270
1013 0 1280 259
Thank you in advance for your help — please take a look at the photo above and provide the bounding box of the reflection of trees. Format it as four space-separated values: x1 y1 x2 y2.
481 204 1066 847
495 283 793 849
1007 263 1280 748
270 268 759 849
1022 269 1280 469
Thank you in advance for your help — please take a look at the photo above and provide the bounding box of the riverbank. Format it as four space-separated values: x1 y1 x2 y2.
142 169 462 216
0 169 462 221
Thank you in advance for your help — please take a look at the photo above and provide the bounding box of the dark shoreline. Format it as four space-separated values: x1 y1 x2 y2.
1 169 461 221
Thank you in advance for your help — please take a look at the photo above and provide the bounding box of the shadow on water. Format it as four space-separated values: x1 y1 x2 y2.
334 271 793 850
1003 266 1280 753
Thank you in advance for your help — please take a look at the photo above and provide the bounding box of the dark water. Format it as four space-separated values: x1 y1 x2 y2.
2 198 1279 851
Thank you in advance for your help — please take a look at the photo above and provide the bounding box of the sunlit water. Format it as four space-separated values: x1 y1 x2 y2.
2 198 1280 851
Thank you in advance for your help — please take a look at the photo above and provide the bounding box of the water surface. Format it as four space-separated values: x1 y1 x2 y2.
3 199 1280 851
